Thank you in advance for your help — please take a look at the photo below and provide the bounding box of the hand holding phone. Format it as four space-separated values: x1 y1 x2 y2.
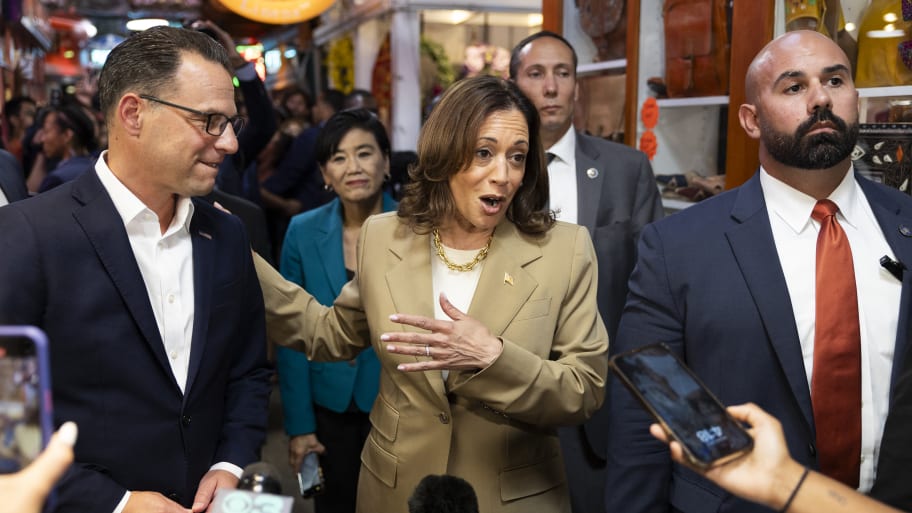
297 452 324 498
610 343 753 469
0 326 53 474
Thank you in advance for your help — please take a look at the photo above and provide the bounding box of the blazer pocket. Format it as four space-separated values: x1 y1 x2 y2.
514 298 551 321
361 435 398 488
499 452 564 501
669 469 723 513
368 394 399 443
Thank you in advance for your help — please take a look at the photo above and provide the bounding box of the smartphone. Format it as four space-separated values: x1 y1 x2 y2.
610 343 753 469
297 452 324 498
0 326 53 474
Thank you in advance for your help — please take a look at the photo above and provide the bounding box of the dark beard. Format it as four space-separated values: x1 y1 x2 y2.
761 108 859 170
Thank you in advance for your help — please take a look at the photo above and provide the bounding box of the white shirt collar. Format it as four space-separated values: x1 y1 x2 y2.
759 165 859 235
547 125 576 164
94 150 194 232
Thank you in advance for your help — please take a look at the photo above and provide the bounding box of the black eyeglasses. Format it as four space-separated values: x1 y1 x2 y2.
139 94 246 136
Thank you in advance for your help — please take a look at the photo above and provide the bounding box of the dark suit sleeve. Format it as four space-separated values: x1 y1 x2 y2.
870 346 912 510
631 153 664 236
0 205 130 512
212 214 273 467
0 205 44 323
236 71 277 161
605 222 681 513
263 130 316 197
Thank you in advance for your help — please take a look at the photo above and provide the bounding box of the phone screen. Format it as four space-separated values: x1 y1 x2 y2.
611 343 753 468
297 452 324 498
0 326 52 474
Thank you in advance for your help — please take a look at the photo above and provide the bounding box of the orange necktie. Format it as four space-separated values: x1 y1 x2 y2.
811 199 862 488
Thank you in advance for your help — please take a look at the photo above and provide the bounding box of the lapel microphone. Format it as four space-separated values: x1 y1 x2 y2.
880 255 905 281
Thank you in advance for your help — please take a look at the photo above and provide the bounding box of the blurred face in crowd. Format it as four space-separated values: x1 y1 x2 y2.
139 52 239 198
284 92 310 120
12 102 37 133
321 127 388 208
512 36 578 144
447 109 528 243
36 112 69 160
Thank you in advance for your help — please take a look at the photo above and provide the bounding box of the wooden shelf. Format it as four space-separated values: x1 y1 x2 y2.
657 96 730 108
858 86 912 98
577 59 627 75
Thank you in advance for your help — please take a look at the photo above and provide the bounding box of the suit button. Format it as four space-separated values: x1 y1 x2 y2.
808 443 816 456
181 415 192 427
438 413 450 424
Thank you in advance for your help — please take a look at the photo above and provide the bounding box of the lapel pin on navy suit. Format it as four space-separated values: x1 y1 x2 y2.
900 225 912 237
199 231 212 240
586 168 599 179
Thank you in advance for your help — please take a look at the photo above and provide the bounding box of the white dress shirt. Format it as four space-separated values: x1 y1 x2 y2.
0 187 8 207
761 166 899 491
95 154 241 512
546 127 578 224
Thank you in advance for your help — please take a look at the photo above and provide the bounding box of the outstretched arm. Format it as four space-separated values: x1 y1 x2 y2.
651 403 902 513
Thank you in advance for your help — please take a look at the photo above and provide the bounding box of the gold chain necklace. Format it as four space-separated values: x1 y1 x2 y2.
432 228 492 272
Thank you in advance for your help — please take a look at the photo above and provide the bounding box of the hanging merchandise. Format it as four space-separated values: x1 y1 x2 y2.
576 0 627 61
325 35 354 94
639 97 659 160
855 0 912 87
662 0 731 97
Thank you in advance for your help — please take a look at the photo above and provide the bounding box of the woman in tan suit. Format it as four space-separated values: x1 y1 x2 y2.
255 75 608 513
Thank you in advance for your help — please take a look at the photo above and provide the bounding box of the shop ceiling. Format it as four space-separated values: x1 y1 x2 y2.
47 0 293 41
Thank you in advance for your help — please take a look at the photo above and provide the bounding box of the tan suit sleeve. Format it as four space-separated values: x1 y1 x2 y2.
253 251 369 360
448 225 609 427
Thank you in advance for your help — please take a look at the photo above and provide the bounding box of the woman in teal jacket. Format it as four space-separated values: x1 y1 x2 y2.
275 108 396 513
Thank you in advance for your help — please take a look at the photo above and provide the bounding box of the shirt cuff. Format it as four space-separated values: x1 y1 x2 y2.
112 491 130 513
210 461 244 478
234 63 257 82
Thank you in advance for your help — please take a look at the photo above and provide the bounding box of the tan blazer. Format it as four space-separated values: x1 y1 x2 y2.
256 213 608 513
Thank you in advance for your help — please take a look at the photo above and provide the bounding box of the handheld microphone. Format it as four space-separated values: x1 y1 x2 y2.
210 462 293 513
237 462 283 494
880 255 905 281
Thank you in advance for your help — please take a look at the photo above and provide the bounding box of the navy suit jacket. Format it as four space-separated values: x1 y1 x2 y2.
0 169 272 512
0 148 27 203
605 172 912 513
264 124 334 211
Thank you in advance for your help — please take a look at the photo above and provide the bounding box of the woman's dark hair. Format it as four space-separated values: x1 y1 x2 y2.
314 108 390 167
397 75 553 235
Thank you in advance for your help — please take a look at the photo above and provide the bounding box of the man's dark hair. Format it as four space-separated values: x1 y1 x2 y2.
407 474 479 513
343 88 378 112
97 26 232 122
508 30 579 80
320 89 346 116
52 103 98 153
5 96 36 118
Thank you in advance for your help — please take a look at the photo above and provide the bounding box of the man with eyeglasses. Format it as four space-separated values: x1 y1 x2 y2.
0 26 272 513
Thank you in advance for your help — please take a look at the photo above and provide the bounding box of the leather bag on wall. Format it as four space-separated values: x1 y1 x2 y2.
663 0 731 97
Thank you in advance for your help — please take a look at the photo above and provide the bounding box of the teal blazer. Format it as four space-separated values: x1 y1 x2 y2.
276 194 397 435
